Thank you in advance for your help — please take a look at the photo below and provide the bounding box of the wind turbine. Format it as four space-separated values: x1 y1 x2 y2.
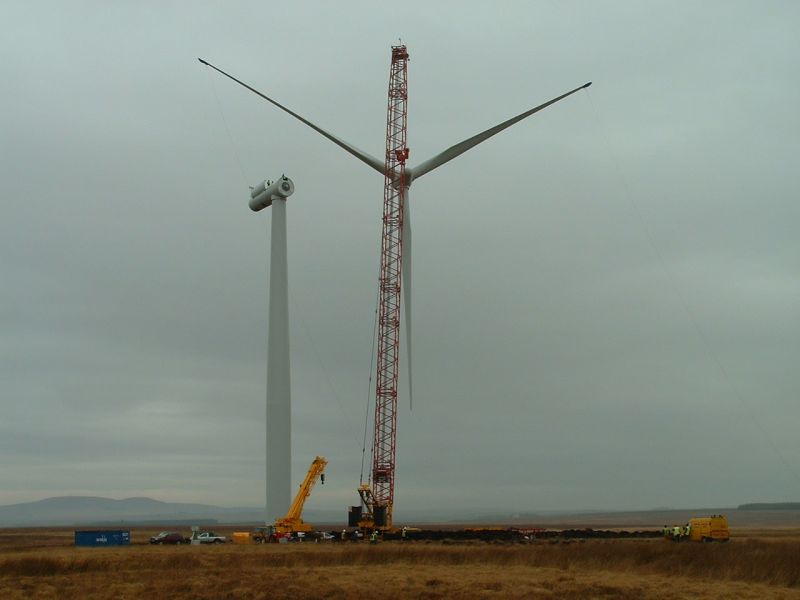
199 49 590 529
249 175 296 523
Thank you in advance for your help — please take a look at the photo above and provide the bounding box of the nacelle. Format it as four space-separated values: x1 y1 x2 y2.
250 175 295 211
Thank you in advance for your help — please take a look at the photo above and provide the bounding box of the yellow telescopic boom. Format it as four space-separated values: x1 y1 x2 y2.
274 456 328 533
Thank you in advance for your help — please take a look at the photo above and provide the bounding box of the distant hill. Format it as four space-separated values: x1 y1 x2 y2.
0 496 258 527
0 496 463 527
737 502 800 511
0 495 359 527
3 496 800 528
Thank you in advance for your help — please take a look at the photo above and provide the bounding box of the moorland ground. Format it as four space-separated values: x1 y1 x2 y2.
1 527 799 599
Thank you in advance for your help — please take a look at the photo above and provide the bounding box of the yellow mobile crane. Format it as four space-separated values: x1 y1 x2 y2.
254 456 328 542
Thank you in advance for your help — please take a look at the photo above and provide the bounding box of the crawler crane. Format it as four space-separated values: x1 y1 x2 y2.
351 44 410 533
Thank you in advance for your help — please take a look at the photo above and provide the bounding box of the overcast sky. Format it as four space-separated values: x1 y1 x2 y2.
2 1 798 516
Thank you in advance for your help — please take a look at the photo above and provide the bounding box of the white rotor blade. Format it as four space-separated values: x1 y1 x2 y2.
402 187 413 411
199 58 385 175
408 82 591 182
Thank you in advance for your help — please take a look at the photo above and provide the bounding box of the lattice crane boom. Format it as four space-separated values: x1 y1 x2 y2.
358 45 409 532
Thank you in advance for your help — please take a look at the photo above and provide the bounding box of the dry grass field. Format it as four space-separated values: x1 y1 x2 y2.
1 528 799 599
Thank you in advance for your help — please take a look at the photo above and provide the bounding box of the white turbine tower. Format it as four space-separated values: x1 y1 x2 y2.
249 175 296 523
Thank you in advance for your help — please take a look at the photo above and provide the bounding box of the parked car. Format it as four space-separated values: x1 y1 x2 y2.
149 531 188 545
194 531 227 544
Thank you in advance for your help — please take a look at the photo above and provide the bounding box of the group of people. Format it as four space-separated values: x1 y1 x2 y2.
339 526 409 543
663 523 691 540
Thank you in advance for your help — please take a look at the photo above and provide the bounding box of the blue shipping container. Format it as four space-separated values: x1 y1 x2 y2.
74 530 131 547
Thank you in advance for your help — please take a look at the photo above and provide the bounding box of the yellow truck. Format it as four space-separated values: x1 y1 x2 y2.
666 515 730 542
687 515 730 542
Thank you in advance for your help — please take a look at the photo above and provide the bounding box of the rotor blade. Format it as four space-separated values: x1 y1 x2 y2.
408 82 592 182
402 187 413 411
198 58 385 175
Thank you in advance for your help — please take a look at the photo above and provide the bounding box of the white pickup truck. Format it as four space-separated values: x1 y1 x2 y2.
194 531 227 544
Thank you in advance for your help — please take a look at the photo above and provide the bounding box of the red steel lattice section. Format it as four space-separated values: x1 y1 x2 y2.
370 44 409 529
